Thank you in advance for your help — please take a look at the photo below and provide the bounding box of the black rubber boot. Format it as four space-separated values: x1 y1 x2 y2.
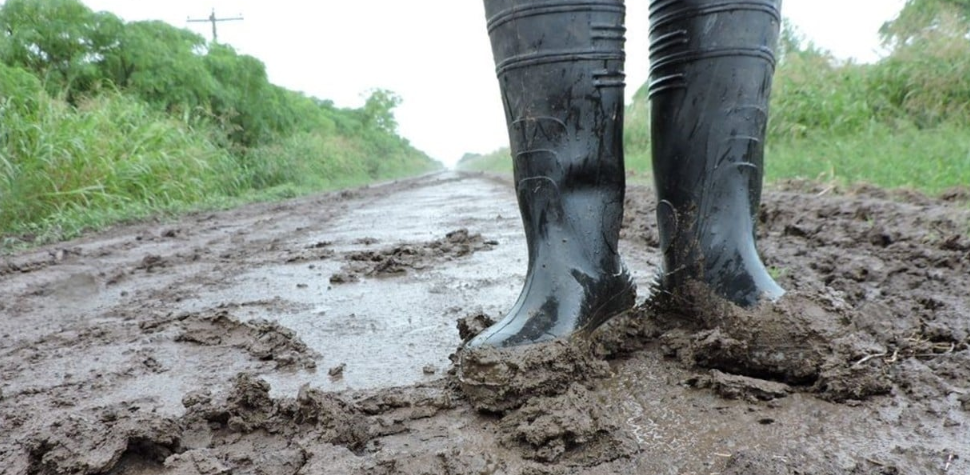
459 0 635 411
648 0 785 308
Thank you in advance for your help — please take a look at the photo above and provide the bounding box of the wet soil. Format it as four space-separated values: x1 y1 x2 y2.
1 172 969 474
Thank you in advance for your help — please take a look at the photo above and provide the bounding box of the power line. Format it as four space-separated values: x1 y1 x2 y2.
187 9 243 43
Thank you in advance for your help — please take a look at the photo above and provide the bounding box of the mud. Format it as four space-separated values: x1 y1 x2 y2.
458 339 611 414
337 228 497 280
163 310 319 369
2 172 969 474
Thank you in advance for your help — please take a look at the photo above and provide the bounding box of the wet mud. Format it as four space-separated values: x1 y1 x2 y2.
336 228 497 281
2 172 969 474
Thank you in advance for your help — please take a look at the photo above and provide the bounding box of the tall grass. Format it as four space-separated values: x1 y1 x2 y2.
764 18 970 194
243 131 437 192
1 86 241 240
623 83 652 182
0 79 438 245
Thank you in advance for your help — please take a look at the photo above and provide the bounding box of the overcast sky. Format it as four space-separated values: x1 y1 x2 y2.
81 0 907 166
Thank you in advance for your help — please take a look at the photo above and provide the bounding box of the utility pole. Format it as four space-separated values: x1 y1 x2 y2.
187 9 243 43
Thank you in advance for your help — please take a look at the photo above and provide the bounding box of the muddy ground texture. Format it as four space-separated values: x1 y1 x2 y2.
1 173 969 474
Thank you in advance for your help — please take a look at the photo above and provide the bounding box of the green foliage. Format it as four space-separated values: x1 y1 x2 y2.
100 20 216 112
0 89 239 239
361 89 402 133
766 122 970 194
204 43 281 146
880 0 970 48
871 1 970 128
0 0 439 243
0 61 43 107
768 39 874 138
762 5 970 193
622 83 652 181
0 0 122 100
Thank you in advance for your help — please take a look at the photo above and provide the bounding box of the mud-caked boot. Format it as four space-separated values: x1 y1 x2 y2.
458 0 636 412
648 0 785 309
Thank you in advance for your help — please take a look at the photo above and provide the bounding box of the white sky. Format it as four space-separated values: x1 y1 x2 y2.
79 0 907 166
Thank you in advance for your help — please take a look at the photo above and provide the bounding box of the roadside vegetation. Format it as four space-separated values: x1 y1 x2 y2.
460 0 970 196
0 0 440 247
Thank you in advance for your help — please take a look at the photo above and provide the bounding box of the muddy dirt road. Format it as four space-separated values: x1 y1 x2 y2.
1 172 969 474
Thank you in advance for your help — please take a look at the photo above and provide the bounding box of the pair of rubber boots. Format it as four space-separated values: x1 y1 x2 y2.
462 0 785 373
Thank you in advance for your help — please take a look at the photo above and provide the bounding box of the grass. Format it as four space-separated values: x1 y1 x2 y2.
0 88 439 250
1 91 238 241
767 123 970 194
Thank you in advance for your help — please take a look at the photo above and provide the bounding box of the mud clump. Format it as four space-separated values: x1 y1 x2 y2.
455 311 496 343
136 254 167 272
454 311 623 415
329 271 359 284
499 383 636 465
161 310 319 369
651 284 892 401
295 385 371 448
457 339 610 414
173 374 460 473
223 373 276 432
284 240 336 263
687 370 791 402
182 373 371 449
328 363 347 378
24 413 181 475
655 285 837 383
339 228 497 279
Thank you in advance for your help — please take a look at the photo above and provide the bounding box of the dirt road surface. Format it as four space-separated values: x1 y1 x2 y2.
2 172 969 474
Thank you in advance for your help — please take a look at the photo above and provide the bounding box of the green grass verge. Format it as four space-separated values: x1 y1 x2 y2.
0 88 439 251
766 123 970 194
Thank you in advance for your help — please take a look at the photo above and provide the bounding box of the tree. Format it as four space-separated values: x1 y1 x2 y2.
204 44 281 146
99 20 216 112
361 89 401 133
874 0 970 126
880 0 970 48
0 0 122 99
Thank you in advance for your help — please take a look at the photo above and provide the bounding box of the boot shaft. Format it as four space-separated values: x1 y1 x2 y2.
484 0 627 189
647 0 784 306
484 0 630 273
649 0 781 213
